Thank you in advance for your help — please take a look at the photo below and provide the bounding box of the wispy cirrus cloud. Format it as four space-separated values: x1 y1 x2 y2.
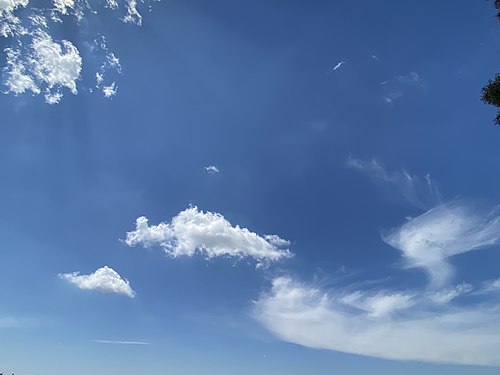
94 339 151 345
381 71 425 104
125 206 292 267
59 266 136 298
346 156 440 209
426 283 473 304
383 202 500 287
253 276 500 366
481 278 500 293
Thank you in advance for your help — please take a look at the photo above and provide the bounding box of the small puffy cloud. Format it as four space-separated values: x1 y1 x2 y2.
4 30 82 103
204 165 220 174
346 156 440 209
102 82 117 98
1 0 155 102
0 315 25 328
59 266 135 298
383 202 500 287
253 276 500 366
125 206 292 266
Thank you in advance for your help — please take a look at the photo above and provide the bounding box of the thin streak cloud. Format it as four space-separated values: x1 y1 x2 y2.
94 339 152 345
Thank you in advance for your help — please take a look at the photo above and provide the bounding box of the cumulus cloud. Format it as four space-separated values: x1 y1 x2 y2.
125 206 292 266
59 266 135 298
53 0 74 15
383 202 500 287
1 0 155 102
346 156 440 209
204 165 220 174
0 0 28 37
253 276 500 366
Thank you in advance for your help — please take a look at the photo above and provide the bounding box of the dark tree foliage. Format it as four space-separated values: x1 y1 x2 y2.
481 2 500 125
482 75 500 125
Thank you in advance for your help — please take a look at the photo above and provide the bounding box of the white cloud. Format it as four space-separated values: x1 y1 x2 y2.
0 316 25 328
4 30 82 103
254 276 500 366
93 38 122 97
1 0 155 102
341 290 415 318
381 71 425 104
482 279 500 293
44 89 63 104
30 31 81 94
204 165 220 174
328 60 346 74
94 339 151 345
96 71 104 84
53 0 74 15
125 206 292 266
3 47 40 95
427 283 472 304
383 202 500 287
395 71 424 88
102 81 117 98
0 0 28 37
346 156 440 209
59 266 135 298
105 0 118 9
123 0 142 25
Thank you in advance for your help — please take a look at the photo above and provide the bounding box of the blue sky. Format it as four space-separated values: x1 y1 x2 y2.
1 1 500 374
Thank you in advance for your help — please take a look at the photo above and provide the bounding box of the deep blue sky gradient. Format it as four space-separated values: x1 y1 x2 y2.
1 1 500 374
